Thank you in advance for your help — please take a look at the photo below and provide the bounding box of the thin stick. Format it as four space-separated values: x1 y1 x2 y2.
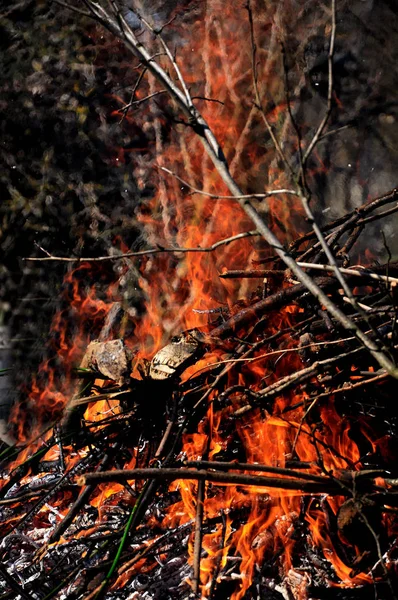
192 479 205 596
246 0 294 178
140 15 193 109
280 39 306 186
118 67 147 121
187 336 357 383
0 564 37 600
288 188 398 252
209 276 334 340
184 460 328 484
302 0 337 165
290 0 387 354
297 262 398 286
24 230 259 262
219 269 285 279
52 0 91 17
119 89 166 112
115 522 194 578
45 449 114 546
209 511 227 600
78 467 354 495
68 389 131 408
159 166 297 200
220 264 398 286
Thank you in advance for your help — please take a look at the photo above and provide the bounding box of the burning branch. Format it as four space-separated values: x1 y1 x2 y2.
50 0 398 380
77 466 354 495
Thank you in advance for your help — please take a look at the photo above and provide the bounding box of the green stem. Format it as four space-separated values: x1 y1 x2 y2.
94 481 151 599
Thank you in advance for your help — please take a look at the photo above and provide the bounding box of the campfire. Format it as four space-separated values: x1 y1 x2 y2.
1 1 398 599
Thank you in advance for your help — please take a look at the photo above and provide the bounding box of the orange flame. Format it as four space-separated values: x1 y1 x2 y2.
5 2 392 597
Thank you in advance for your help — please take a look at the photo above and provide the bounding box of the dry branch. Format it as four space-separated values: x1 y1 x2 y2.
78 466 348 494
53 0 398 379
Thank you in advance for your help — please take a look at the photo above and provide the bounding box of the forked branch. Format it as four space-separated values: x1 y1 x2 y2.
55 0 398 378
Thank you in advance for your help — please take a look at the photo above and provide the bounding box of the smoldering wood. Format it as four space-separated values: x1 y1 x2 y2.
2 263 398 597
149 329 204 380
80 339 132 385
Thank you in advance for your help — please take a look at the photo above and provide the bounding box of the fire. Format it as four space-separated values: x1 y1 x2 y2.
9 262 117 443
2 2 396 599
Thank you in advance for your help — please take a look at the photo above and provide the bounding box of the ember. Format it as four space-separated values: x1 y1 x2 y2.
1 1 398 599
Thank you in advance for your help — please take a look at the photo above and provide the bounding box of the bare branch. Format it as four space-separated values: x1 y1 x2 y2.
302 0 337 165
51 0 91 17
159 166 298 200
139 14 194 110
78 466 352 495
192 479 205 596
60 0 398 377
24 231 260 262
296 262 398 287
118 89 166 113
246 0 295 178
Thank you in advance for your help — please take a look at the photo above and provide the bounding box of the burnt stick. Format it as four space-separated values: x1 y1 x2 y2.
78 467 362 495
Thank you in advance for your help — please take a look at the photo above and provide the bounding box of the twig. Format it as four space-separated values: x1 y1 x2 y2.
154 419 174 460
0 490 45 505
191 95 225 106
159 166 297 200
189 337 271 414
139 14 193 109
117 67 147 121
288 371 390 414
118 90 166 112
302 0 336 166
86 478 156 600
318 124 351 141
210 276 334 339
192 479 205 597
220 264 398 287
246 0 294 177
115 522 193 578
184 460 328 484
337 226 364 263
288 188 398 252
24 231 259 262
288 0 388 356
187 336 357 384
297 262 398 286
0 564 36 600
51 0 91 17
280 39 306 187
45 449 115 546
78 467 354 495
68 389 131 408
219 269 285 279
209 511 227 600
13 449 101 534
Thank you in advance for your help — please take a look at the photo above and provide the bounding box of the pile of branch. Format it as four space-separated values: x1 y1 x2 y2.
1 194 398 599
